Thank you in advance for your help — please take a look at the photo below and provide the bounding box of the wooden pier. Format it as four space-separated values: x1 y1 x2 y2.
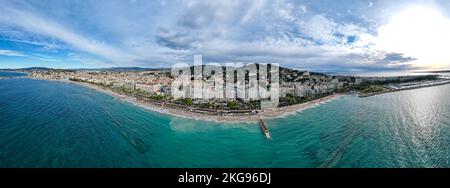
258 119 271 139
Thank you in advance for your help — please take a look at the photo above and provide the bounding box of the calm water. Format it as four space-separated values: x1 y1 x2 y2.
0 71 27 77
0 76 449 167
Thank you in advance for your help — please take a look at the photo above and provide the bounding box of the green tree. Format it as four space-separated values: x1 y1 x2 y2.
151 95 164 100
183 98 193 106
227 101 239 110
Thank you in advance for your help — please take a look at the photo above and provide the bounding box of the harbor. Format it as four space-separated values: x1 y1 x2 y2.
359 78 450 97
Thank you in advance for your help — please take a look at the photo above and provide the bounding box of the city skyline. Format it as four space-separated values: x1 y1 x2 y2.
1 0 450 73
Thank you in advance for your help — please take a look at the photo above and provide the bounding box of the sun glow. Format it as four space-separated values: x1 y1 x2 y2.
376 6 450 69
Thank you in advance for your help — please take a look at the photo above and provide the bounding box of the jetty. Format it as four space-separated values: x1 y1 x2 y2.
258 119 271 139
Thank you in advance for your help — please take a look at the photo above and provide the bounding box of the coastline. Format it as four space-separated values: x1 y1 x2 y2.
35 78 342 123
359 79 450 98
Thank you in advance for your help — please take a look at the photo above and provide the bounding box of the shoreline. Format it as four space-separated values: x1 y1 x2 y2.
33 78 343 123
359 79 450 98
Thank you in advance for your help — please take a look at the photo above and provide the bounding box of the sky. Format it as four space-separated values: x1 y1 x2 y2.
1 0 450 73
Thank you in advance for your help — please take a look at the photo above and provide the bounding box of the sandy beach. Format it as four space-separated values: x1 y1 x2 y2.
37 78 343 123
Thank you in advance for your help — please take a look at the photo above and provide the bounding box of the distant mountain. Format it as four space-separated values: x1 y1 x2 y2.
89 67 170 72
1 67 170 72
0 67 53 71
1 66 331 79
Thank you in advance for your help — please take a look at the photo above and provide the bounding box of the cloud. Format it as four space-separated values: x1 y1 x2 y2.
152 1 373 61
154 28 196 50
0 34 65 51
0 7 137 63
1 0 447 71
380 53 417 64
147 0 390 72
0 49 26 57
375 6 450 69
299 15 339 44
0 0 382 71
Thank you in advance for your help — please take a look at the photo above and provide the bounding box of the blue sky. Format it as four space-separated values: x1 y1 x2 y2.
1 0 450 72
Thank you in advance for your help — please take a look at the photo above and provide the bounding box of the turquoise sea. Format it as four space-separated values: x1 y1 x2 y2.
0 72 449 167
